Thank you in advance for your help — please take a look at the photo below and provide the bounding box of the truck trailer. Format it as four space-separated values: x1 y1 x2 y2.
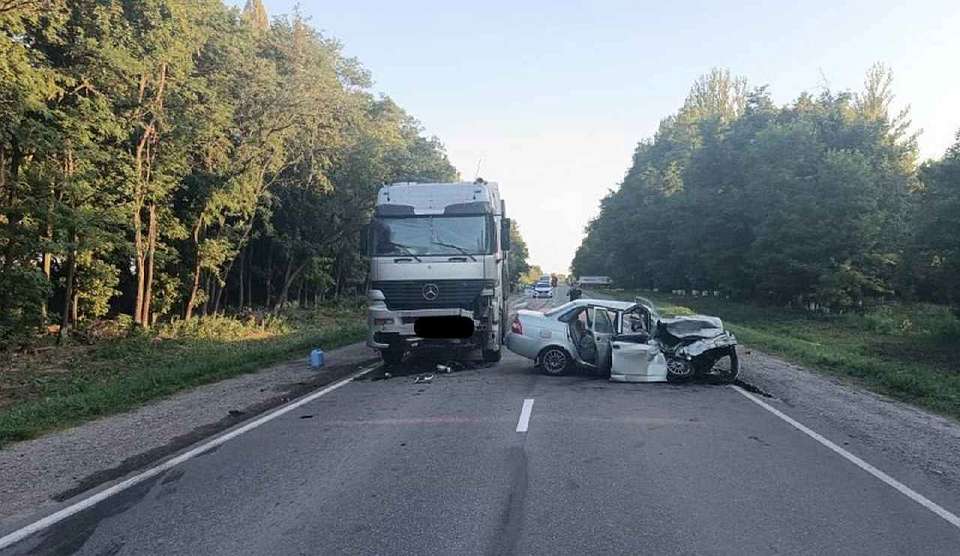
366 180 511 365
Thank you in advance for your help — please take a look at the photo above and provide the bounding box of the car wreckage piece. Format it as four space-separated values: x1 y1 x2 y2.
648 312 739 383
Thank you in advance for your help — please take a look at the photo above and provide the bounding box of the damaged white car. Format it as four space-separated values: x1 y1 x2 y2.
505 297 739 383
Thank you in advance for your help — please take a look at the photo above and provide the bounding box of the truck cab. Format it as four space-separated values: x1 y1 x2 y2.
366 180 511 365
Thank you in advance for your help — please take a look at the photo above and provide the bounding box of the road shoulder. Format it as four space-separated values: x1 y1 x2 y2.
0 342 378 527
583 288 960 501
740 348 960 491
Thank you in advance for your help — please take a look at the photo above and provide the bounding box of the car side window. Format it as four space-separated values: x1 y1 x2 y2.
593 308 614 334
557 306 580 322
625 311 646 333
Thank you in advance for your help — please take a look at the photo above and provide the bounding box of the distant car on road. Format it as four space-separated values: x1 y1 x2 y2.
532 281 553 298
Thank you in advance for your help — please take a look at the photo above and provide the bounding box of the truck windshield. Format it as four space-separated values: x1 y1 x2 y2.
373 215 493 256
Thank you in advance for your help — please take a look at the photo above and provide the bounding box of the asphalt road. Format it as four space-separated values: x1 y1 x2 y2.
4 289 960 555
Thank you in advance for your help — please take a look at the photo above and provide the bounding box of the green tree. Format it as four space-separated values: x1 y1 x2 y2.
507 220 530 288
0 0 459 348
914 133 960 314
574 66 916 310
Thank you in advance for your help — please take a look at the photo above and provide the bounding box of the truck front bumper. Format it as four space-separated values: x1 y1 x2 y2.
367 307 477 350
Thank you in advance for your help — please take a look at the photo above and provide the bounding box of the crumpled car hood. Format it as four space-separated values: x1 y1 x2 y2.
659 315 725 339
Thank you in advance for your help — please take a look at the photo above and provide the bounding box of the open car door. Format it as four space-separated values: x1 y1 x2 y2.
591 307 616 375
610 306 667 382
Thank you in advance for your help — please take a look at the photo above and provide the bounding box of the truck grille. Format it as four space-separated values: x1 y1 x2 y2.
372 280 486 311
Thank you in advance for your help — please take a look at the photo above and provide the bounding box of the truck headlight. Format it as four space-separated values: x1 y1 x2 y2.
373 318 394 326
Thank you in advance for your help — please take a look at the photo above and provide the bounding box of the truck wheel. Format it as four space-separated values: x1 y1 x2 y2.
539 346 570 376
381 349 404 366
482 348 502 363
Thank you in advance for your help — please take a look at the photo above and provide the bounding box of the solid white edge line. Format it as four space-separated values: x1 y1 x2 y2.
516 398 535 433
730 384 960 530
0 363 380 550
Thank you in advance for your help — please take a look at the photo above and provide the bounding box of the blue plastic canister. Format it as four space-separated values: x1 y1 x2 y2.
309 349 325 368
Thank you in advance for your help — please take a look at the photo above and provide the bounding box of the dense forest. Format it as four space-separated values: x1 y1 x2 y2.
0 0 508 348
573 67 960 315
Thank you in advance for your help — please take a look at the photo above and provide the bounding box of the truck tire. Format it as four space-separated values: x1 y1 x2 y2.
482 348 502 363
381 349 404 366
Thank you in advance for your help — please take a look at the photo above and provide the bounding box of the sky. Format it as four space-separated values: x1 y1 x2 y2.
232 0 960 274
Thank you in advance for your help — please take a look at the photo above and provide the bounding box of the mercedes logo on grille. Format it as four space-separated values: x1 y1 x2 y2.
422 283 440 301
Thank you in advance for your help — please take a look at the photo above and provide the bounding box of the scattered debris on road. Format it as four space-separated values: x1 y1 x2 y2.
733 379 774 398
414 374 435 384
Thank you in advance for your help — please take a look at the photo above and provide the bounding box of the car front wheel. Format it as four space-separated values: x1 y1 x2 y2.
539 346 570 375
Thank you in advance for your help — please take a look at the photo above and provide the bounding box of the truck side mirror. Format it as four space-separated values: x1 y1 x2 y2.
500 218 511 251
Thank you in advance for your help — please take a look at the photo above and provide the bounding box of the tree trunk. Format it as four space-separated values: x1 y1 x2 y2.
212 218 255 314
237 246 245 309
71 290 78 325
208 279 218 316
273 257 308 313
184 220 203 319
185 258 202 320
40 183 54 327
133 217 145 325
246 256 253 310
131 63 166 326
265 247 273 308
131 131 150 325
58 233 77 345
213 275 226 315
202 271 211 316
140 203 157 326
272 255 293 312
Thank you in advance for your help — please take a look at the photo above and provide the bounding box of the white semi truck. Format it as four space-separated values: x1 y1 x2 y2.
366 180 511 365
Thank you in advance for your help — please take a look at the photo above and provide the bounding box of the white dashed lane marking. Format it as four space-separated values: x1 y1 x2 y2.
516 399 535 433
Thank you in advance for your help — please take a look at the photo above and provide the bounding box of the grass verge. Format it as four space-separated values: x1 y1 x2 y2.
600 289 960 420
0 305 366 447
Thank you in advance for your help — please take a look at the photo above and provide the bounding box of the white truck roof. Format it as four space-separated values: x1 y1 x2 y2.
376 181 503 216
